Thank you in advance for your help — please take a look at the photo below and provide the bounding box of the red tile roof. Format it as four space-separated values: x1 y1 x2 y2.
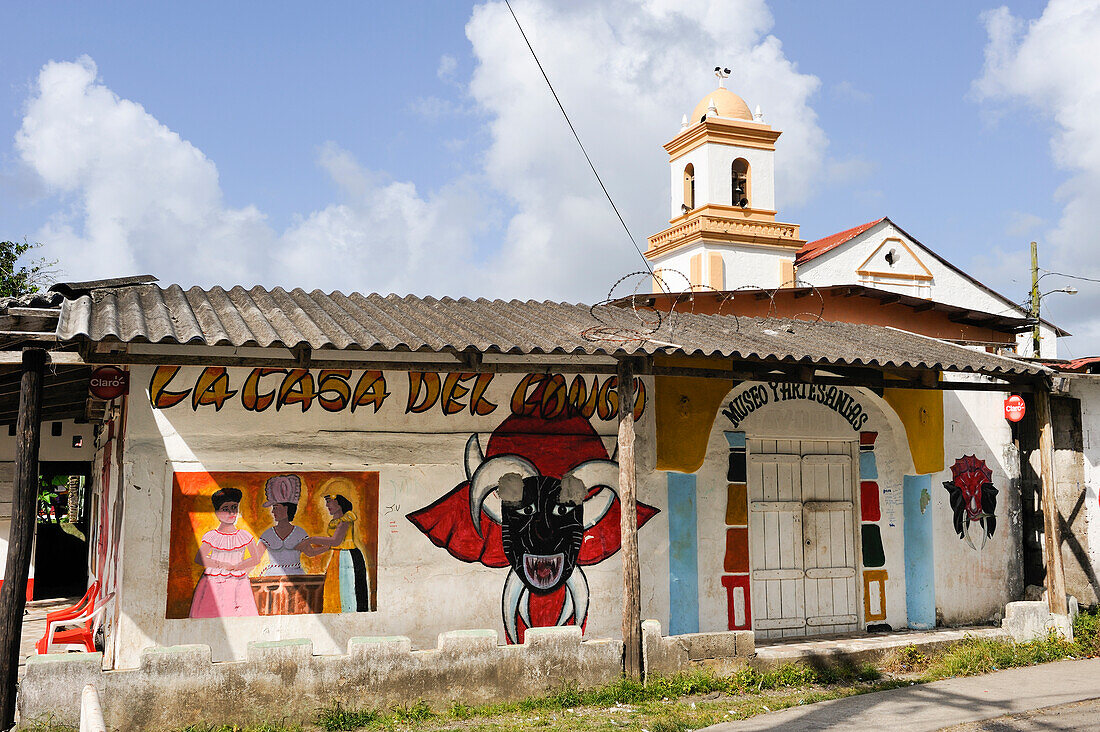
1041 356 1100 373
796 218 885 264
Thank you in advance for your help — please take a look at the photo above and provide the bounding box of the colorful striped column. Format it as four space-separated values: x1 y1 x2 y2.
859 432 888 623
721 431 751 631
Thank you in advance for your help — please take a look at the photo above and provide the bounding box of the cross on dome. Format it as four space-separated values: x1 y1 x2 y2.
714 66 731 88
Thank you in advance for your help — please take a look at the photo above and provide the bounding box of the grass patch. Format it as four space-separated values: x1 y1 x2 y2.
904 606 1100 681
179 724 302 732
19 716 77 732
310 664 888 731
173 609 1100 732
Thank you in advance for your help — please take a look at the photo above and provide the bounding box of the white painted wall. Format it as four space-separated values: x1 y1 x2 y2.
1069 378 1100 590
111 365 668 669
797 221 1060 358
934 379 1023 624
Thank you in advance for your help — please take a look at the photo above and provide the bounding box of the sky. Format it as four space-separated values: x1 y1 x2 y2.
1 0 1098 355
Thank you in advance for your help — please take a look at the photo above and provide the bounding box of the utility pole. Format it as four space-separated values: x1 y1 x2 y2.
1031 241 1041 357
617 356 642 680
0 349 46 729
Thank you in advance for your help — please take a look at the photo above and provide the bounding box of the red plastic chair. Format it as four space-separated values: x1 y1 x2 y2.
41 593 114 653
34 581 100 654
38 592 114 654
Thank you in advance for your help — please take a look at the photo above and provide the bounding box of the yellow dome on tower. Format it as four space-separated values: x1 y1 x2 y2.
689 88 753 123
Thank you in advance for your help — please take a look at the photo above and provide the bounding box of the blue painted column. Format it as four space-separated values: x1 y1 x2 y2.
667 472 699 635
903 474 936 629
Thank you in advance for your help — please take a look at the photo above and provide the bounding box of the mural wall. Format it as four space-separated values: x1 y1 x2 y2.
110 365 661 668
166 471 379 618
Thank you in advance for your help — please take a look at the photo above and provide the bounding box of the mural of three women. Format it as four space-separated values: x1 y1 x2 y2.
167 471 379 619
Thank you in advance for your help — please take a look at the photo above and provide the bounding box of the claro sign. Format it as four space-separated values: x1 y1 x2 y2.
1004 395 1026 423
89 366 130 400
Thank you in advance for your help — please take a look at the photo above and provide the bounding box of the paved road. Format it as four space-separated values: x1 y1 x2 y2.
704 658 1100 731
944 698 1100 730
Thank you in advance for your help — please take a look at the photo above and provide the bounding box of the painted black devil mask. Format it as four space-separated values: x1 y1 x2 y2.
943 455 998 549
465 435 620 641
498 473 584 593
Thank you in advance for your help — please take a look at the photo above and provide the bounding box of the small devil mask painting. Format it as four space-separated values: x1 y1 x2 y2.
943 455 998 550
407 379 658 644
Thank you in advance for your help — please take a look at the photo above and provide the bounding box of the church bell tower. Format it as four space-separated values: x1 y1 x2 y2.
647 69 805 292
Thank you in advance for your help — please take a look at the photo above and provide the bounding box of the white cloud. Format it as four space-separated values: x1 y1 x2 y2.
277 144 489 296
13 1 830 303
407 96 469 120
975 0 1100 353
1004 211 1043 238
462 0 828 298
437 54 459 81
15 56 275 286
833 80 872 105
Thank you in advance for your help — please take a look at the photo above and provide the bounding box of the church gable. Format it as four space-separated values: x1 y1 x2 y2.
856 237 933 292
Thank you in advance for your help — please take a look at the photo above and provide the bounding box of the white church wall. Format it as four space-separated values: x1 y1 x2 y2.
654 243 791 291
702 144 775 212
797 222 1059 357
669 146 711 219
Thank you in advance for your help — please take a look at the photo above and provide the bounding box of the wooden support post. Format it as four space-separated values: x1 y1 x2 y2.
0 349 46 729
1035 388 1068 617
617 357 642 679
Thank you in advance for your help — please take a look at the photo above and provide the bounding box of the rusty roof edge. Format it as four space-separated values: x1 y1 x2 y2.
882 326 1050 377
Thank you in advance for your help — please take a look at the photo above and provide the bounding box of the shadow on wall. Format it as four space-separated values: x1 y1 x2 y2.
937 387 1023 625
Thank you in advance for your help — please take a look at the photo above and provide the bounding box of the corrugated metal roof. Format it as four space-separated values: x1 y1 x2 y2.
55 284 1047 377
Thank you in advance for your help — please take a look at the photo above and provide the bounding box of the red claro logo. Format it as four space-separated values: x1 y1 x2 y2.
89 366 129 400
1004 395 1025 423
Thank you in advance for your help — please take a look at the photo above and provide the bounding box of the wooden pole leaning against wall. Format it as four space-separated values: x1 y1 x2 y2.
0 349 47 730
617 356 642 680
1034 387 1069 618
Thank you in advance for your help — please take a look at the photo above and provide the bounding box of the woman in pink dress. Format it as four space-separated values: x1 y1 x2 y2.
189 487 261 618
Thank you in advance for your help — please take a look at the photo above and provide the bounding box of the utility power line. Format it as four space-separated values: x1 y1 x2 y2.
503 0 653 275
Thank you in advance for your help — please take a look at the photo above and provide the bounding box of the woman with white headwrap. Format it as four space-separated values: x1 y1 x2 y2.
256 475 312 577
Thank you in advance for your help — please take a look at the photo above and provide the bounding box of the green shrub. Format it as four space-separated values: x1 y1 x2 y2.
1073 607 1100 656
315 702 379 731
391 700 434 723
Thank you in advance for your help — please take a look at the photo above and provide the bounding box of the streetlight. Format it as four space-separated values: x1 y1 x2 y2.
1030 241 1078 357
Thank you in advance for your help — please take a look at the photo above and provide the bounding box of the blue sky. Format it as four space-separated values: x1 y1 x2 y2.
1 1 1097 354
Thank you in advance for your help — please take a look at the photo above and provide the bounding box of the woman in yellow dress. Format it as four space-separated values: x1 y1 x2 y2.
302 480 373 612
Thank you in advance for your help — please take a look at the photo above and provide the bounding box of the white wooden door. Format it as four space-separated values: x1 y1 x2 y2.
748 441 858 638
801 454 859 634
748 453 806 637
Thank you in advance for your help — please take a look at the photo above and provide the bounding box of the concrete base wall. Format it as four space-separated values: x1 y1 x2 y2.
642 620 754 678
1002 599 1077 643
19 627 622 731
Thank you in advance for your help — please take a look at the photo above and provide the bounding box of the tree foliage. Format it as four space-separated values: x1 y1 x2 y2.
0 239 58 297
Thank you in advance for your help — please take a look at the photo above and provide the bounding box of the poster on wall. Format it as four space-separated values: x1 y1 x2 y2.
165 471 379 619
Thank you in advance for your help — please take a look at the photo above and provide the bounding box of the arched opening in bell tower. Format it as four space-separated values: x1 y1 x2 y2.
732 158 750 208
683 163 696 212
